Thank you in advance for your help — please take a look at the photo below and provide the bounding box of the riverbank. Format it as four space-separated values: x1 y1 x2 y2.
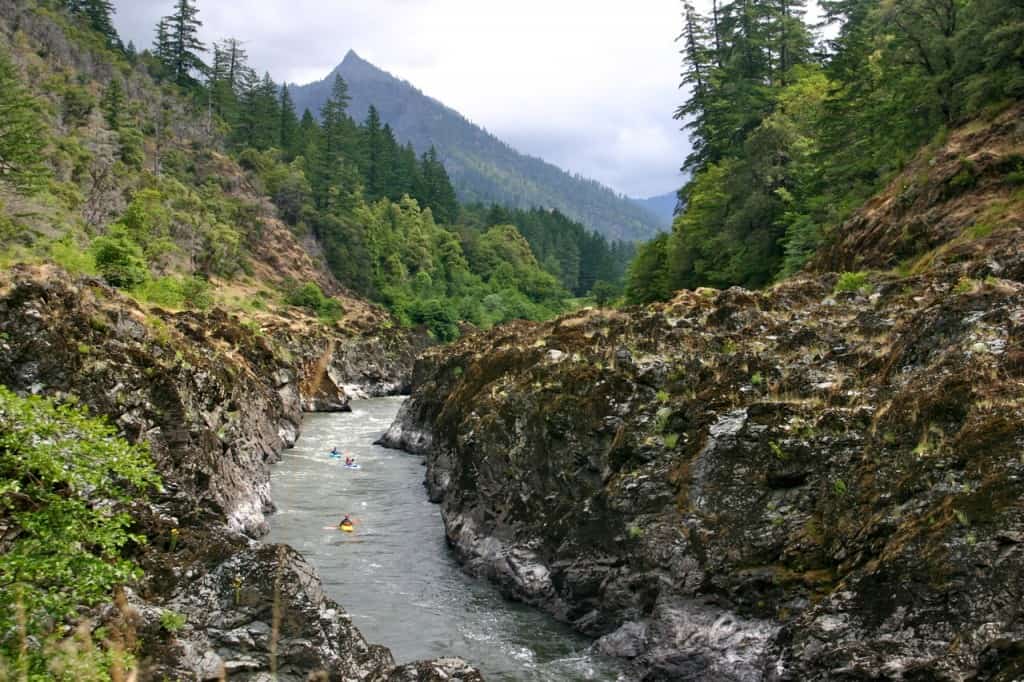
268 399 624 681
0 266 479 680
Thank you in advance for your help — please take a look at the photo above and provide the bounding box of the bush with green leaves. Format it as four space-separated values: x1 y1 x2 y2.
92 228 149 289
0 386 159 674
133 275 212 310
834 272 872 295
285 282 343 322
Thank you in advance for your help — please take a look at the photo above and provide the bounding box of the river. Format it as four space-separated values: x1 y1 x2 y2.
266 397 625 681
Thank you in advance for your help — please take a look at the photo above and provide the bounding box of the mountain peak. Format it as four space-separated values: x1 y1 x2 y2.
289 55 663 241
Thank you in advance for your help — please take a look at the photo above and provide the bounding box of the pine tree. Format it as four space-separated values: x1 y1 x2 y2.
362 105 384 199
416 146 458 224
82 0 121 49
280 84 299 156
101 77 125 130
153 18 172 66
314 75 356 209
297 108 319 158
675 2 715 171
163 0 206 87
0 50 47 192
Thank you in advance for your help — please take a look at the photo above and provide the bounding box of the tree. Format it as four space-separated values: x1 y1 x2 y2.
0 49 47 192
93 227 149 288
162 0 206 87
416 146 458 224
280 84 299 155
0 387 158 676
626 234 672 304
63 0 121 49
101 77 125 130
152 17 172 66
313 75 357 209
362 105 384 199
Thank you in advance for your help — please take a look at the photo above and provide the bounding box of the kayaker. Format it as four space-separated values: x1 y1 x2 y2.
339 514 353 528
330 447 339 457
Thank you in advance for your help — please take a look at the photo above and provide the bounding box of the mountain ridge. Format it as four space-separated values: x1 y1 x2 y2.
289 51 664 242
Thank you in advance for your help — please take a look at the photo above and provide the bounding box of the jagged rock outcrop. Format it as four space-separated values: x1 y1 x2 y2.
0 265 475 680
386 268 1024 680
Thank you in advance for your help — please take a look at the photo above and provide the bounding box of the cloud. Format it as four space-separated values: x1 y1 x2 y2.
112 0 692 198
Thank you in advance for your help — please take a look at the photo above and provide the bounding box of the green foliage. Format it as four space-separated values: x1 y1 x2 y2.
133 275 212 310
159 610 187 632
284 282 343 322
626 234 672 304
92 227 149 288
459 205 634 297
0 387 159 672
591 281 619 307
631 0 1024 292
47 236 97 275
0 47 49 192
834 271 872 295
287 55 662 241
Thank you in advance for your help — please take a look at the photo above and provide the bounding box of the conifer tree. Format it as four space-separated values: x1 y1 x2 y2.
362 105 384 199
101 77 125 130
153 18 172 65
0 50 47 192
313 75 356 208
280 84 299 156
162 0 206 87
416 146 458 224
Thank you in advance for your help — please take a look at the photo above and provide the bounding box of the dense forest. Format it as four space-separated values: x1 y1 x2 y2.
626 0 1024 303
289 51 665 243
1 0 634 342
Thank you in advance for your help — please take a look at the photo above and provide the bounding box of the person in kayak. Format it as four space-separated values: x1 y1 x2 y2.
339 514 354 529
330 447 340 457
345 453 356 466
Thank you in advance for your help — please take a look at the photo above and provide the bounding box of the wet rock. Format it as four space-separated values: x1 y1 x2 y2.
596 621 648 658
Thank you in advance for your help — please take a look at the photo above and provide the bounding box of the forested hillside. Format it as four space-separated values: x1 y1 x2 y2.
630 191 679 230
627 0 1024 303
289 51 664 243
0 0 631 343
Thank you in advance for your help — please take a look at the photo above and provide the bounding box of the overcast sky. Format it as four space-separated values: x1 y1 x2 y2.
112 1 692 198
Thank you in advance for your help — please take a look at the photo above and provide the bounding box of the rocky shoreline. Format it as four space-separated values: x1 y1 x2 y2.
0 265 481 680
380 269 1024 681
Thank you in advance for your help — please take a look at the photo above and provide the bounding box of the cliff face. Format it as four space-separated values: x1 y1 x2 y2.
383 113 1024 681
0 265 474 680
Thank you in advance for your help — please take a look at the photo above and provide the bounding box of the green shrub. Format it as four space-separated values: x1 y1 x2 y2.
159 610 187 633
92 229 148 288
0 387 159 674
48 237 97 275
834 272 872 295
409 299 460 342
285 282 344 322
591 280 618 307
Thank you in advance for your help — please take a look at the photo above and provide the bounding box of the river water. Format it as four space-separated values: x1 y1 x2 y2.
267 397 624 681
